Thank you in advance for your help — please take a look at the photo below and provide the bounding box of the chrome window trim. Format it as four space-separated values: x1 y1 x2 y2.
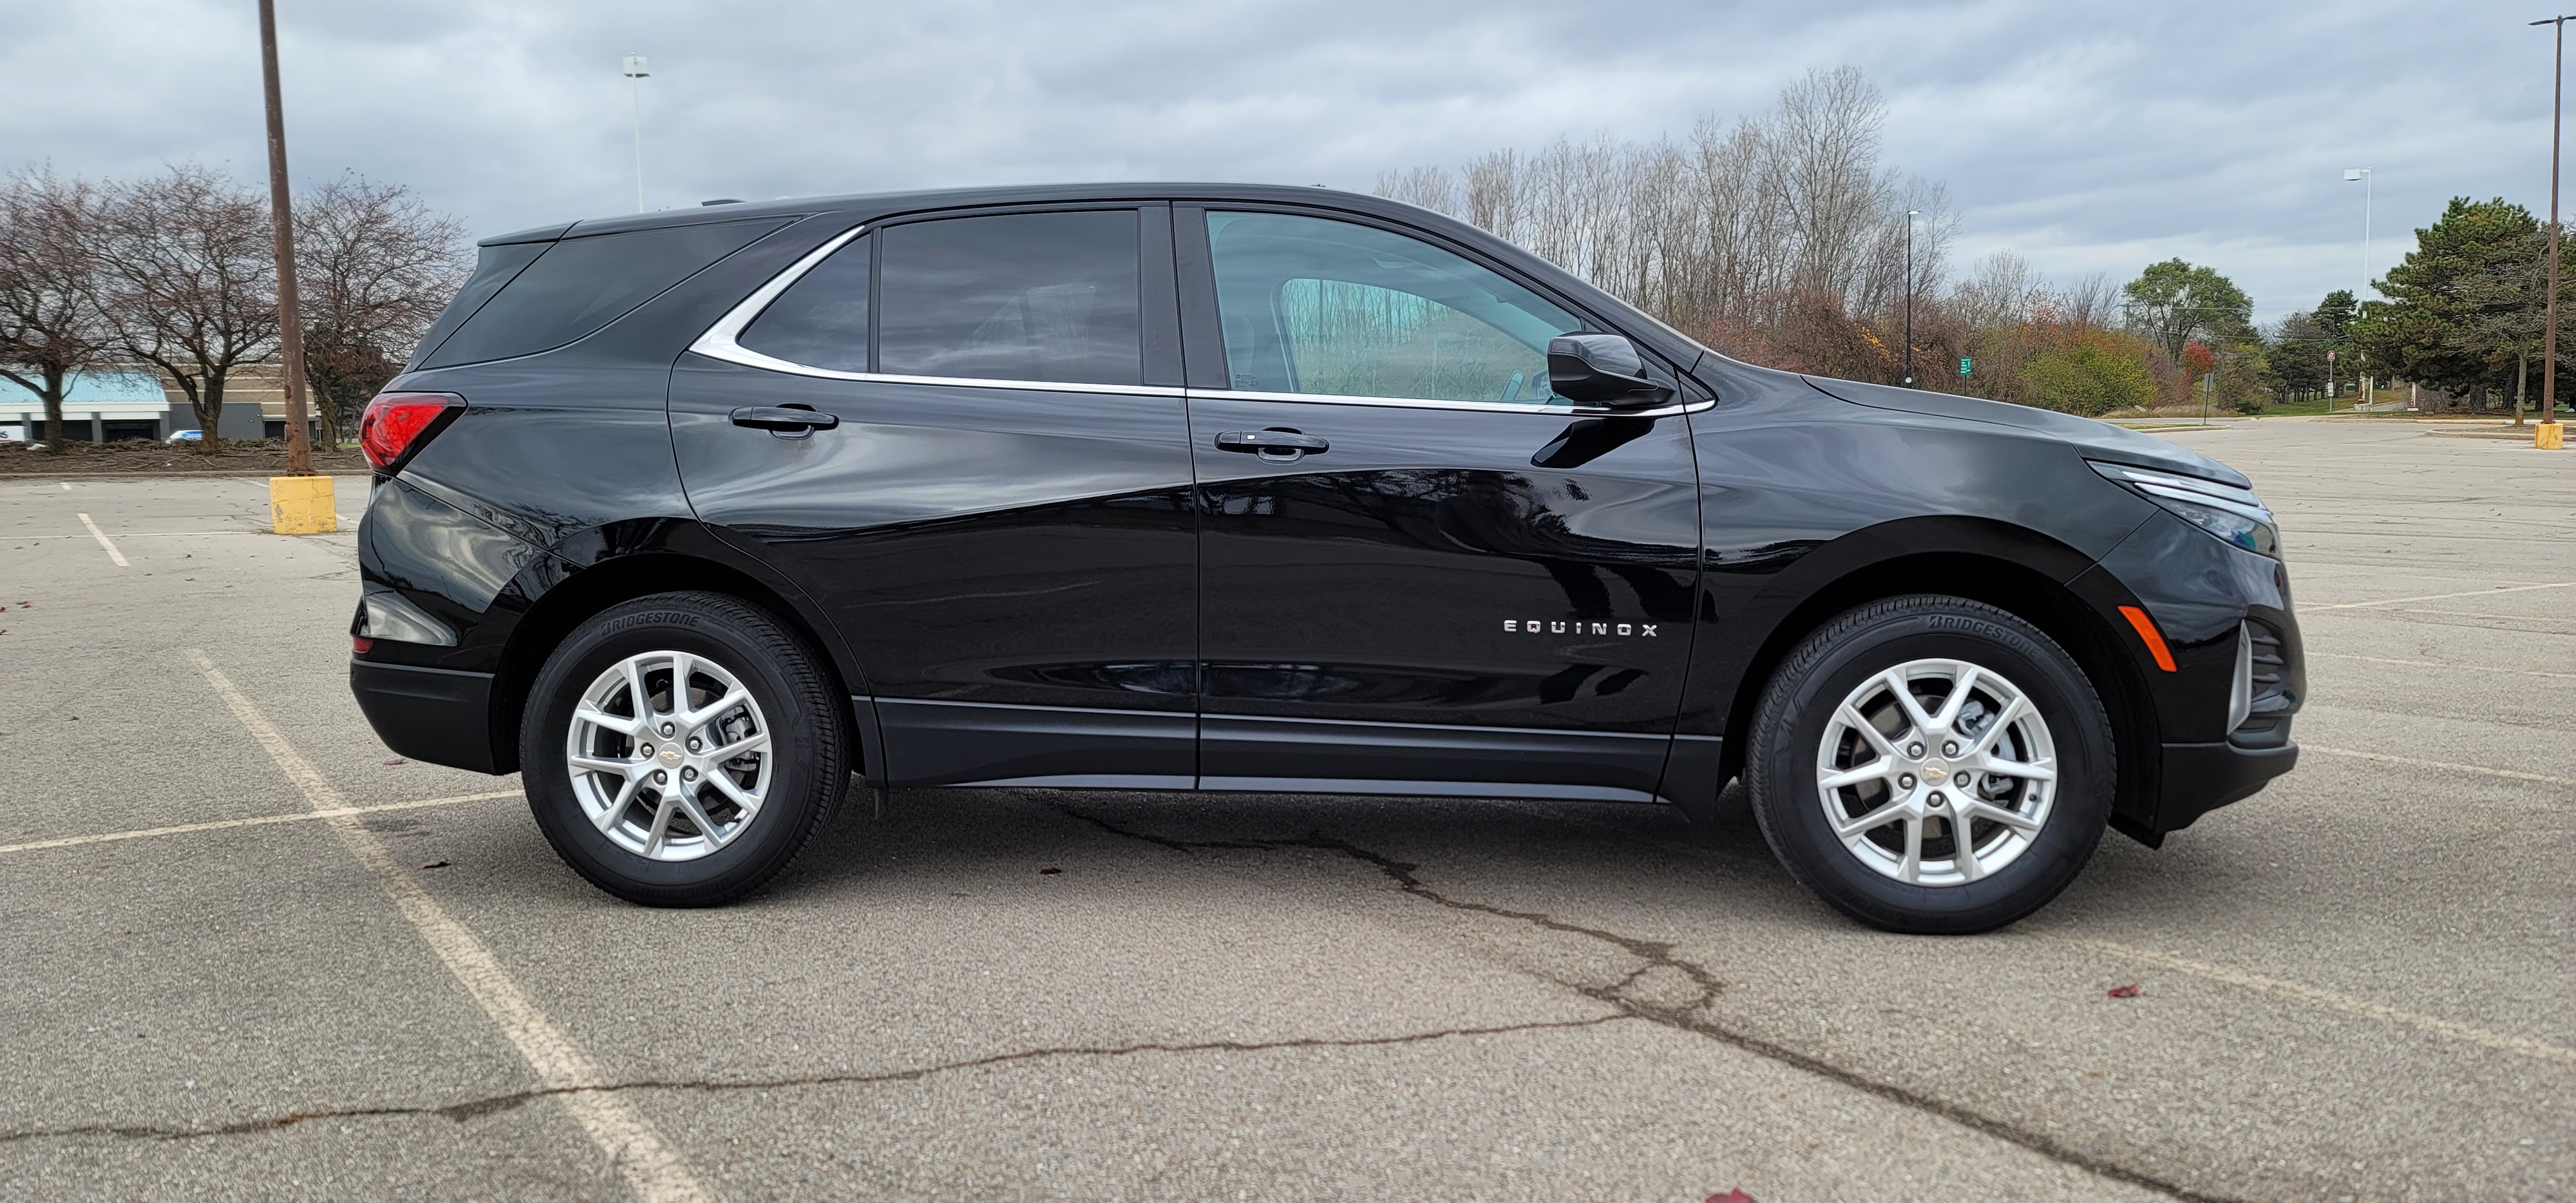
689 222 869 366
689 219 1709 414
688 221 1187 399
1185 386 1712 419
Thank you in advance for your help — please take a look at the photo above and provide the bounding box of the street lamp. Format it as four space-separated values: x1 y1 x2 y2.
623 53 650 213
2533 17 2575 438
1903 209 1919 387
2344 167 2371 410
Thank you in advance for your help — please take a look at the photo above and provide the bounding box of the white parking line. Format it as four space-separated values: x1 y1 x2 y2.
2304 581 2575 611
187 650 708 1203
2311 652 2576 681
10 531 263 540
2302 744 2573 787
76 513 128 566
0 791 520 856
2067 938 2576 1067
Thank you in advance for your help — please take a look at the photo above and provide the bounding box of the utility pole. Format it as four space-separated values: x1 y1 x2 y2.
258 0 311 477
624 54 650 213
1902 209 1918 387
256 0 332 533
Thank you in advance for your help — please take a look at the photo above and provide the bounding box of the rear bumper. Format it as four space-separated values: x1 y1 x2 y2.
350 659 504 773
2152 733 2298 836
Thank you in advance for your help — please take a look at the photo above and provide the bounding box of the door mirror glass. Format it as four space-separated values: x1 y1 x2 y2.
1547 334 1671 408
1205 211 1581 405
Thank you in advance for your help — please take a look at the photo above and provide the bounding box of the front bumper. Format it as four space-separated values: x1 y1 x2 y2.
2154 728 2299 837
350 659 505 773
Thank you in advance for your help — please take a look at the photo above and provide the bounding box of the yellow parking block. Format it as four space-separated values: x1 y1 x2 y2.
269 474 337 534
2539 421 2564 451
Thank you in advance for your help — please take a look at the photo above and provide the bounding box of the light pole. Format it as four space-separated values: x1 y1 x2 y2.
623 53 649 213
2344 167 2371 408
1903 209 1918 387
2534 17 2574 437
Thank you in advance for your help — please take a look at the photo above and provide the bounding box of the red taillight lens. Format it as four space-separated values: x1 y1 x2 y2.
352 636 374 655
360 393 460 469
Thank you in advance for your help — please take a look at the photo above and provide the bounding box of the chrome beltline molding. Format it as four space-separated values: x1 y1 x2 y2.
687 220 1713 417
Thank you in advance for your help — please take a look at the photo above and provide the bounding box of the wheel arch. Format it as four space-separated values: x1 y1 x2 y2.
1710 517 2162 842
491 536 873 779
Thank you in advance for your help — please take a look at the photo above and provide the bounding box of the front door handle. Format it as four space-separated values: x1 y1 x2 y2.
1214 430 1327 455
730 406 839 432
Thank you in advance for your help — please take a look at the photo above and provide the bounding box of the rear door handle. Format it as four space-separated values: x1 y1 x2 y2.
730 406 838 432
1213 430 1327 454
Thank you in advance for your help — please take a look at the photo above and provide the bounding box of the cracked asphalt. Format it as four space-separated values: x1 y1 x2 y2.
0 419 2568 1202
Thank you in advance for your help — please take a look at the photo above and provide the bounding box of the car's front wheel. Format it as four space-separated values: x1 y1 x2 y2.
521 592 848 906
1745 594 2114 934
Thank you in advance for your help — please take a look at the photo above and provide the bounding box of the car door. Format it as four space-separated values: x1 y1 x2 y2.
1179 206 1703 800
671 204 1200 789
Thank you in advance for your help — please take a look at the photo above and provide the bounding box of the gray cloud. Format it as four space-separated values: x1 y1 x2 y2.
0 0 2549 321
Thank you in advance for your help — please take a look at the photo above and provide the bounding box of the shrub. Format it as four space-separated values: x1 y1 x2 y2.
2023 335 2159 416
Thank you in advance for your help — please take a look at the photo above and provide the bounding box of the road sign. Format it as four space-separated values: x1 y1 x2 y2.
1959 357 1972 377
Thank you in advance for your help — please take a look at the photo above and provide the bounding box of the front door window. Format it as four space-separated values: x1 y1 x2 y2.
1205 212 1581 404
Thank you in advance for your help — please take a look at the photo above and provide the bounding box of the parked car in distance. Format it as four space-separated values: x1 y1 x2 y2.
166 429 202 444
347 184 2302 933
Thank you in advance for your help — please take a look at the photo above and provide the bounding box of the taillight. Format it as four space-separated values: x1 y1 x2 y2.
360 392 462 469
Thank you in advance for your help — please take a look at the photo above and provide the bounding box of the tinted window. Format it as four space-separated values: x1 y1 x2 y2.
405 240 544 368
738 233 871 372
1206 212 1580 404
423 219 786 368
877 211 1140 386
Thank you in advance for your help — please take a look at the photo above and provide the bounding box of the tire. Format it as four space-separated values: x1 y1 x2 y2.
520 592 848 907
1745 594 2113 934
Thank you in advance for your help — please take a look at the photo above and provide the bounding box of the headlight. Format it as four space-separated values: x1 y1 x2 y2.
2090 460 2280 558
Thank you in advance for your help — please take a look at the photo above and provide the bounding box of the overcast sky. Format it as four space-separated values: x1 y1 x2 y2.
0 0 2550 322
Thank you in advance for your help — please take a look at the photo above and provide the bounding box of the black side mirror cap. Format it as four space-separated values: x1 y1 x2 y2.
1547 334 1673 408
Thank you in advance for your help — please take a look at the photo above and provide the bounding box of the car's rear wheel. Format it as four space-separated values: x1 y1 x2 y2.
1745 594 2113 934
521 592 847 906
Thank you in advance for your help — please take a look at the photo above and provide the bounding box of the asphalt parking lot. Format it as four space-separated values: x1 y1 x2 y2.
0 419 2568 1202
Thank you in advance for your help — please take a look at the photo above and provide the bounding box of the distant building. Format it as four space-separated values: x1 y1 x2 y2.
1 368 271 442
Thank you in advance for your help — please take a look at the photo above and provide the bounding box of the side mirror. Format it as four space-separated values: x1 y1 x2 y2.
1547 334 1672 408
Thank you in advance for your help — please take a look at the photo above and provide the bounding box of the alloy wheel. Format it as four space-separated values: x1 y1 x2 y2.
1813 657 2057 886
564 649 773 861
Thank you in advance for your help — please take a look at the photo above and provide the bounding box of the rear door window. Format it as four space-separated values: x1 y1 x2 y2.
420 218 786 368
876 211 1141 386
737 233 871 372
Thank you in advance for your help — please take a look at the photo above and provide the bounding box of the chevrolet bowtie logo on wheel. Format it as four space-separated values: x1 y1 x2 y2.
1506 619 1657 637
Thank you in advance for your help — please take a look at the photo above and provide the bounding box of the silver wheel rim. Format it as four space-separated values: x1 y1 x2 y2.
565 650 773 862
1814 658 2057 887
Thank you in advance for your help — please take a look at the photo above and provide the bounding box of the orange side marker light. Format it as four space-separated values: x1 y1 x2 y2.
2117 605 2177 672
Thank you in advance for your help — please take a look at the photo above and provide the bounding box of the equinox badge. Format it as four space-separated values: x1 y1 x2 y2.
1506 619 1656 637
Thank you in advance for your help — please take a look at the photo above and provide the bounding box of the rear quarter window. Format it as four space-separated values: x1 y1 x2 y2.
419 219 788 368
404 241 545 370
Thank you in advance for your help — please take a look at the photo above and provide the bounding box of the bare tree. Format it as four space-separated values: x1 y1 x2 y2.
1374 66 1950 384
1953 250 2044 328
2056 273 2118 330
294 174 469 450
0 168 112 452
95 164 278 451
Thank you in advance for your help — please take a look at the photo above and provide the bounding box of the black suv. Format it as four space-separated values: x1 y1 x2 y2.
349 184 2300 933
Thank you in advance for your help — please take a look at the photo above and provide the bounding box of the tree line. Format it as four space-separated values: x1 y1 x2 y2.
0 164 470 451
1379 67 2556 418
